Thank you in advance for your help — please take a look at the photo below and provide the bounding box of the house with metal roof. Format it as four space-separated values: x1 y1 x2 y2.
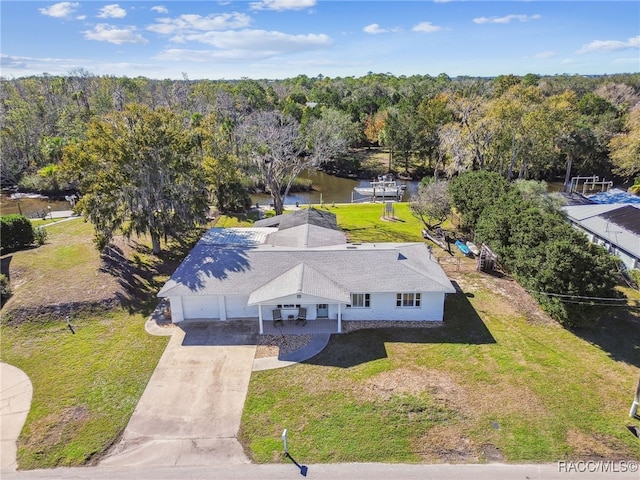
562 203 640 270
158 208 456 334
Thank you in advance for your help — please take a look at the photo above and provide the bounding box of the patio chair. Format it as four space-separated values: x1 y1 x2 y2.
296 307 307 326
272 309 284 327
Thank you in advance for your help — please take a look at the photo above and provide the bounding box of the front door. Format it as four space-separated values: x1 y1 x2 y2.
317 304 328 318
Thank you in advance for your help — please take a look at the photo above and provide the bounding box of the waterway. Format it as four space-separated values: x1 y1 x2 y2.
251 170 420 207
0 192 73 218
1 172 621 217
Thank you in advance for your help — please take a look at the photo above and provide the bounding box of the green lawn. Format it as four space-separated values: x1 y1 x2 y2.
1 218 170 469
1 311 168 468
239 202 640 464
3 203 638 468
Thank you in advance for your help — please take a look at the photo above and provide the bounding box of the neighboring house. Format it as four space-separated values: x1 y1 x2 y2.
158 208 456 333
561 203 640 270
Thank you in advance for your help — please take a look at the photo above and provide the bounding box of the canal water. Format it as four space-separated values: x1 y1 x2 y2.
1 172 587 217
251 170 420 207
0 192 73 218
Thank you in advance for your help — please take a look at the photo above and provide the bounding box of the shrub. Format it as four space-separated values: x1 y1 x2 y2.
33 226 48 246
0 274 11 303
1 214 34 253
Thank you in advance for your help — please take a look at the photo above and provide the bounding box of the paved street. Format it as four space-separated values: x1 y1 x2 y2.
2 461 639 480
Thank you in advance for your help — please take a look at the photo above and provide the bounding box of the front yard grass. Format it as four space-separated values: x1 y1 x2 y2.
1 218 171 468
1 310 168 468
240 202 640 464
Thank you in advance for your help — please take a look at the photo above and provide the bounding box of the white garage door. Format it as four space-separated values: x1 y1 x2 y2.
182 295 220 320
225 295 257 319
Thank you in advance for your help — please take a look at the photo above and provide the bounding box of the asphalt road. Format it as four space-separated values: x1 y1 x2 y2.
2 461 639 480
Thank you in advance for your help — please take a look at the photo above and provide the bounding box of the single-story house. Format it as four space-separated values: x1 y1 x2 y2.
158 208 456 333
561 203 640 270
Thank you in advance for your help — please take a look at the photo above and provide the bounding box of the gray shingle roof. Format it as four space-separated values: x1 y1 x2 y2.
254 208 338 230
158 228 455 299
247 263 351 305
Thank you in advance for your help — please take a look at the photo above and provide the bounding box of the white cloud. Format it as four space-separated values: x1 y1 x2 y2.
147 13 251 35
171 30 332 52
363 24 387 35
473 14 541 25
38 2 80 19
83 24 148 44
577 35 640 54
97 4 127 19
0 53 88 75
155 48 266 63
249 0 316 11
413 22 442 33
534 51 556 59
151 6 169 14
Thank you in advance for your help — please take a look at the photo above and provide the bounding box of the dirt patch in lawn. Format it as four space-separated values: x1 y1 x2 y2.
416 424 480 463
361 367 465 403
565 430 628 460
360 366 549 421
22 406 90 452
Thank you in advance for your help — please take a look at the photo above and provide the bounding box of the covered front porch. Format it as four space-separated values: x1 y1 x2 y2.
247 262 351 335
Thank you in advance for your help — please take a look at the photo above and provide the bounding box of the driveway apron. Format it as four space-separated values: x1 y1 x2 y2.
100 321 258 467
0 363 33 471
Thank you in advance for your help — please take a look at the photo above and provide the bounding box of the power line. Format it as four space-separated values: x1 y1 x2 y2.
526 290 629 302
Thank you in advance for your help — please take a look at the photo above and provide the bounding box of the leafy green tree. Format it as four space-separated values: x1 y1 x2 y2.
196 114 251 213
448 170 510 230
0 214 34 253
609 106 640 179
475 188 620 326
62 104 208 254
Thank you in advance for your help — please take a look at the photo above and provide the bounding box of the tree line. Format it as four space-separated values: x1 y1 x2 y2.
2 70 639 254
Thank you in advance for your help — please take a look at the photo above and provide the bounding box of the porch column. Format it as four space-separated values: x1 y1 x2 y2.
337 304 342 333
258 304 264 334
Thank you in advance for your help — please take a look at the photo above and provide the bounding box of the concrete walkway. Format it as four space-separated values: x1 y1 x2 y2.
252 333 331 371
0 363 33 471
100 321 258 467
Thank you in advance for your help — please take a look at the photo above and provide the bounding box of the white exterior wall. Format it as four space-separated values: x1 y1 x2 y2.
181 295 220 320
171 291 447 323
341 292 445 321
168 297 184 322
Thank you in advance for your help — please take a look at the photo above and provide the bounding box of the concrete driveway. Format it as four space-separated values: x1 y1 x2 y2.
100 320 258 467
0 363 33 471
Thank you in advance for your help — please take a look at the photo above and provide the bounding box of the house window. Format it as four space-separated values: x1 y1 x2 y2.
347 293 370 308
396 293 421 307
277 304 301 309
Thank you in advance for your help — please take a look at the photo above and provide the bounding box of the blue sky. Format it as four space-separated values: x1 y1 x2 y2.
1 1 638 80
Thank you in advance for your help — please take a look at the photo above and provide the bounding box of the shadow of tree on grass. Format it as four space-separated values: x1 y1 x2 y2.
304 283 496 368
570 307 640 368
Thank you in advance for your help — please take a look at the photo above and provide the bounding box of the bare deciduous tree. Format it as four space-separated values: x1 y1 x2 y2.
409 180 451 230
